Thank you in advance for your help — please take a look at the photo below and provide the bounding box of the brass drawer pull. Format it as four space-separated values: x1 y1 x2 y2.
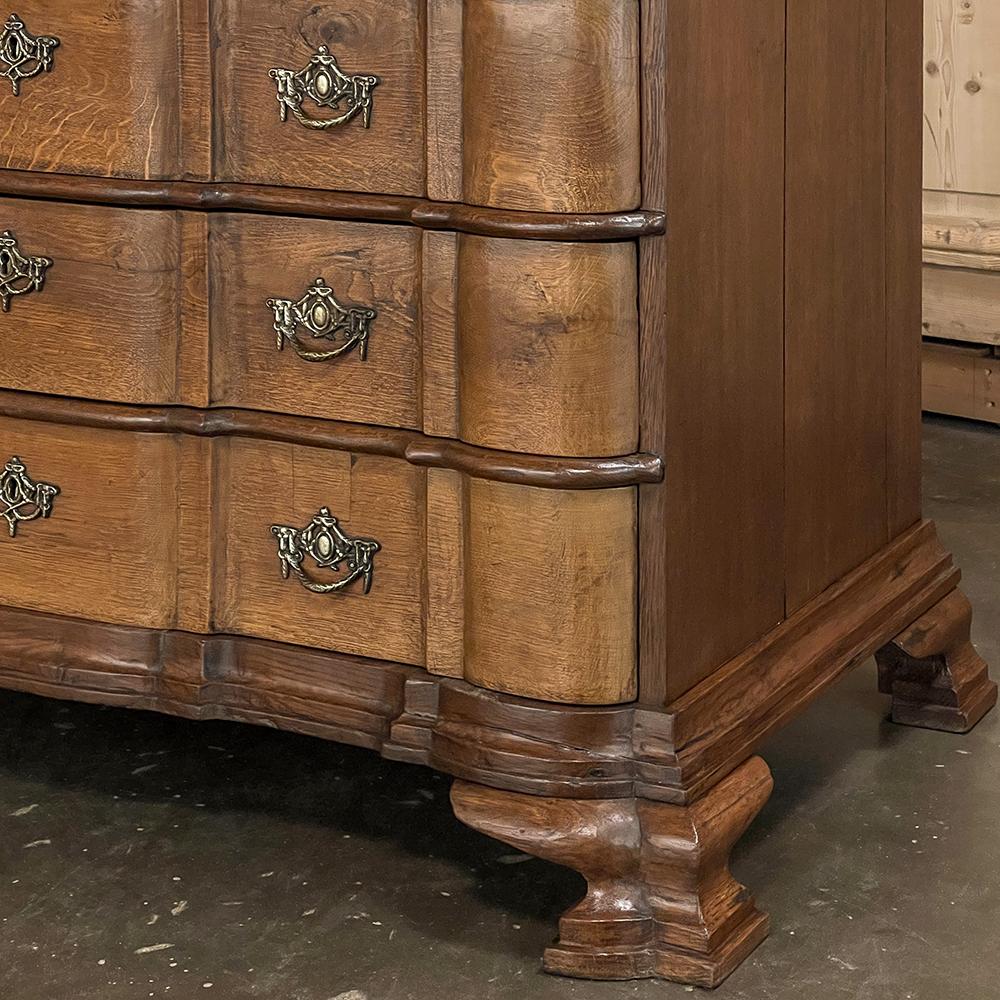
1 456 59 538
0 230 51 312
267 277 376 363
271 507 380 595
269 45 379 131
1 13 59 96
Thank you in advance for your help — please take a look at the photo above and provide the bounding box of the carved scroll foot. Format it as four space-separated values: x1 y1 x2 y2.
875 589 997 734
451 756 773 988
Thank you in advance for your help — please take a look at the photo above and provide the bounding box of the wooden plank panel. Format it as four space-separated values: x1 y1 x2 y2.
426 0 464 202
923 0 1000 195
923 263 1000 345
424 468 465 678
785 0 889 611
922 341 996 422
886 0 924 537
641 0 786 704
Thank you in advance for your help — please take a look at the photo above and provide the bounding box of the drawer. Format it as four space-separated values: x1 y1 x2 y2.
214 437 427 666
210 215 421 429
0 198 192 405
0 417 179 629
211 220 638 456
0 409 638 702
0 2 192 179
214 0 425 195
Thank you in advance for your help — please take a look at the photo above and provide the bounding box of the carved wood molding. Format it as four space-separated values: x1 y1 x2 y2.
0 169 665 242
0 520 967 805
0 391 663 490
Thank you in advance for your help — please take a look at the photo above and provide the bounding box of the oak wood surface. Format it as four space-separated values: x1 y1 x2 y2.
0 0 195 180
463 479 637 704
451 757 773 987
0 417 179 629
784 0 889 610
0 170 665 241
462 0 640 213
457 236 639 457
214 437 427 666
213 0 426 196
0 197 187 405
210 215 422 428
886 0 924 538
0 392 663 490
640 0 786 704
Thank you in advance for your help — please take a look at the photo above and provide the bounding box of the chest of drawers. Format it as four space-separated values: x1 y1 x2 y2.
0 0 994 988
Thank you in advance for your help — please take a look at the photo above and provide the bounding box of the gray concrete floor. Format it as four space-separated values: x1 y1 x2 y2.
1 415 998 1000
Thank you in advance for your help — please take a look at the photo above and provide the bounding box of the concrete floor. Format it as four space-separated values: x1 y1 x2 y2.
1 415 998 1000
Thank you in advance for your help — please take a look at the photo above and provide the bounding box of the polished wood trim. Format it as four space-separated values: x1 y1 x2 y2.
634 520 963 804
0 521 975 806
0 391 663 490
0 169 665 241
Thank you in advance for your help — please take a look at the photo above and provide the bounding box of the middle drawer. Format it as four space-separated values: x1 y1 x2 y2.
0 199 639 458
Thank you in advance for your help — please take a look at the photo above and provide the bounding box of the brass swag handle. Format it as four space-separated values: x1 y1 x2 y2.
0 455 59 538
271 507 380 595
1 13 59 96
0 230 51 312
269 45 379 131
267 277 376 363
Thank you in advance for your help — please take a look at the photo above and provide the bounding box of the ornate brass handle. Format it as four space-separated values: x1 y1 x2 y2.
0 230 51 312
266 277 376 363
269 45 379 130
271 507 380 595
1 456 59 538
1 13 59 95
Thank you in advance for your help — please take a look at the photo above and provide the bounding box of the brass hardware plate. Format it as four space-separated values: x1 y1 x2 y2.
0 455 59 538
0 13 58 96
271 507 380 595
267 277 376 363
269 46 379 131
0 230 51 312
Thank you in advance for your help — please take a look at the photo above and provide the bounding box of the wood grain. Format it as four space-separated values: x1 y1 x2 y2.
784 0 888 610
641 0 786 704
0 391 663 490
464 480 637 704
0 0 190 179
923 262 1000 344
922 341 999 423
210 214 422 428
457 236 639 457
923 0 1000 196
426 0 463 202
213 0 425 196
0 198 183 405
886 0 924 538
0 417 180 629
214 437 427 666
462 0 640 213
876 588 998 732
0 169 665 241
421 231 461 439
424 468 466 678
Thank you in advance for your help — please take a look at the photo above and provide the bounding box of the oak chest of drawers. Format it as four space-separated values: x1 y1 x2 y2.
0 0 994 988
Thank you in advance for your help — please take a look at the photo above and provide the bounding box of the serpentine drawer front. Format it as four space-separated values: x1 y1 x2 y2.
0 2 191 180
0 415 638 703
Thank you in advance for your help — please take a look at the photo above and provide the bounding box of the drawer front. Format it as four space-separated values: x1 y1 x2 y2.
0 198 188 404
0 417 179 628
215 437 426 666
211 215 421 429
0 1 189 179
214 0 425 195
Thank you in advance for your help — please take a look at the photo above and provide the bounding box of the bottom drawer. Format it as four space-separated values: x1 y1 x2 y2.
0 418 178 629
0 414 637 704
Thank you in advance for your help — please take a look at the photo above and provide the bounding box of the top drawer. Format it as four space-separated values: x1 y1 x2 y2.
0 2 197 180
214 0 426 197
0 3 640 212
